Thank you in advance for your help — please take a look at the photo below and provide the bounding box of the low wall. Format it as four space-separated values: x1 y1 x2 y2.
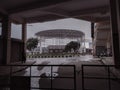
0 37 23 64
11 38 23 63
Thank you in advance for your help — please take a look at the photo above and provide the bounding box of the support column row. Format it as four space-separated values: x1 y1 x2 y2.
1 15 27 64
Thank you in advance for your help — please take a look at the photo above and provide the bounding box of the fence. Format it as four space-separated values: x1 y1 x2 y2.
0 65 76 90
26 52 81 59
81 65 120 90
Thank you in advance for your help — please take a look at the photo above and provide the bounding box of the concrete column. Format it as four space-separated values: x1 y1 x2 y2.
106 41 110 56
2 15 11 64
22 23 27 44
106 32 111 56
110 0 120 66
91 23 94 39
91 23 95 56
38 36 42 53
22 23 27 62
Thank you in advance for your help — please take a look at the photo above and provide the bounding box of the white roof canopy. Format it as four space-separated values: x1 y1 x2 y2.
35 29 85 38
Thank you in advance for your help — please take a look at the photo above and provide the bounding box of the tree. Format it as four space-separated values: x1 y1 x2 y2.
64 41 80 53
26 38 38 51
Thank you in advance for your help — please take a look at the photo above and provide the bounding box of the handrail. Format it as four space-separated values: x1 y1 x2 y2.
0 65 76 90
82 65 120 90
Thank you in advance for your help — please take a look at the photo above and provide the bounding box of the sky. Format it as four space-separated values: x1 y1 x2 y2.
27 18 91 41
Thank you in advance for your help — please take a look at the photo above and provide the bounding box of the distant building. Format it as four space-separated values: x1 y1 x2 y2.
47 45 65 53
35 29 85 54
85 42 92 54
42 47 48 53
92 21 112 56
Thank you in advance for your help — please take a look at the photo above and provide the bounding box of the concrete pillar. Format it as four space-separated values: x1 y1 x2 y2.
2 15 11 64
22 23 27 62
91 23 95 56
91 23 94 39
106 41 110 56
110 0 120 66
106 32 111 56
38 36 42 53
22 23 26 44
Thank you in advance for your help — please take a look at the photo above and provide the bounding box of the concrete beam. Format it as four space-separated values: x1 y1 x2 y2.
70 6 109 17
8 0 71 14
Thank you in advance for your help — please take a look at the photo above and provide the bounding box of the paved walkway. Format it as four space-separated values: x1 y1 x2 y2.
1 55 120 90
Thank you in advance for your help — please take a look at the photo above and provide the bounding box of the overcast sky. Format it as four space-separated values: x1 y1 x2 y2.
27 18 91 41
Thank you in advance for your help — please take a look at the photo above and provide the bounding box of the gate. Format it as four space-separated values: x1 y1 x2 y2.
0 65 76 90
82 65 120 90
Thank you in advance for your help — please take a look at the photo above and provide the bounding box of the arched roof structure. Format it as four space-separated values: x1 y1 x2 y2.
35 29 85 38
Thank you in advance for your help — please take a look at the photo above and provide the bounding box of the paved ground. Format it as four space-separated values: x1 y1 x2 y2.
1 55 120 90
29 55 120 90
25 55 111 90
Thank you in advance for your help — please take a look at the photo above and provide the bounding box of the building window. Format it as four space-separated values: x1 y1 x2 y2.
55 50 58 52
50 50 53 53
60 50 62 52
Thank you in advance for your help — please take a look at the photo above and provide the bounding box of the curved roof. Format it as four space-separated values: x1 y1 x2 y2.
35 29 85 38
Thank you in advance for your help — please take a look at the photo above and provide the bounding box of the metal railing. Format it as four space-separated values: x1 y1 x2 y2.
81 65 120 90
0 65 76 90
26 52 81 59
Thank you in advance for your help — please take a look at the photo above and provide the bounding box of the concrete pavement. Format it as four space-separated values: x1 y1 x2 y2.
1 55 120 90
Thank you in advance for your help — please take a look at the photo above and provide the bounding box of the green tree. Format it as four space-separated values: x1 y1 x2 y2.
64 41 80 53
26 38 38 51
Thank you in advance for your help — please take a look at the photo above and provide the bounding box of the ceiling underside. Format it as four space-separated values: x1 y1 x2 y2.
0 0 110 23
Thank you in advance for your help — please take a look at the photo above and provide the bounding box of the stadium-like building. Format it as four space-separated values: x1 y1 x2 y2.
35 29 85 54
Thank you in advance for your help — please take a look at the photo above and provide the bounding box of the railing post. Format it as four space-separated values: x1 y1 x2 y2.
108 66 111 90
0 65 76 90
10 65 12 89
51 66 53 90
10 65 12 77
81 65 84 90
30 66 31 89
74 65 76 90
